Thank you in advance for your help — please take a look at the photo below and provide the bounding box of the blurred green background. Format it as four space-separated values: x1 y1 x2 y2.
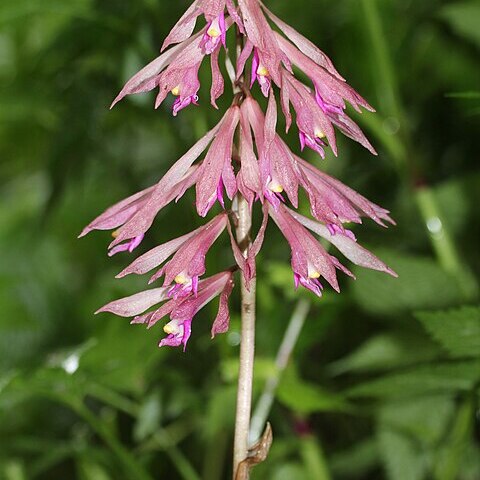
1 0 479 479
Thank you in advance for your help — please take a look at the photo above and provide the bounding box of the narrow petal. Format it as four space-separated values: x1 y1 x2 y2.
261 3 344 80
110 118 223 247
96 287 170 317
237 0 282 84
211 272 235 337
210 46 224 108
79 186 155 237
196 106 240 216
289 209 397 277
111 39 192 108
264 89 277 152
162 213 228 285
161 1 201 52
116 231 196 278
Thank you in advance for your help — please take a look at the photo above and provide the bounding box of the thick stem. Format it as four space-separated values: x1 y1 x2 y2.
232 194 257 479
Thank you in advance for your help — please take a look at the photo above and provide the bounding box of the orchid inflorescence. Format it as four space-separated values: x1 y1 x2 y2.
81 0 396 351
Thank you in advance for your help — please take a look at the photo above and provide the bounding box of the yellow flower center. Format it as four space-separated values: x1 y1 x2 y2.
111 229 119 238
315 129 326 139
174 274 188 284
308 271 321 279
257 66 269 77
163 319 183 335
268 181 284 193
171 86 181 96
207 26 221 38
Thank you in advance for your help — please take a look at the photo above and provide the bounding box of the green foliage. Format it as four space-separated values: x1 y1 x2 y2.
0 0 479 478
416 306 480 358
440 2 480 48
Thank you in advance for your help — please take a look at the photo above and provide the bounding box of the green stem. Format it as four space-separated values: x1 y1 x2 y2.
415 187 463 275
434 395 475 480
250 299 311 442
360 0 403 123
360 0 478 297
300 435 332 480
165 446 202 480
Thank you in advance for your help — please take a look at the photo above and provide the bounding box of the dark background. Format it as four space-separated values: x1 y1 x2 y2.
0 0 479 479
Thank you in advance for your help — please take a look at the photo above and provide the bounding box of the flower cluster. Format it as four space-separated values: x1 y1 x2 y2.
82 0 396 350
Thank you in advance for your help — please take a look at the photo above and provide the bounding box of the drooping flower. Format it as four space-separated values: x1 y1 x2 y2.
87 109 229 251
270 204 396 296
195 106 239 217
298 157 395 227
201 12 227 54
269 204 351 296
97 271 235 351
142 271 234 350
117 213 228 299
85 0 398 352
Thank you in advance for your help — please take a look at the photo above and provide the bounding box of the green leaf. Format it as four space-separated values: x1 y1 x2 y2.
76 459 112 480
416 306 480 358
277 366 350 414
330 440 379 478
347 361 480 399
133 390 162 442
377 428 427 480
379 395 455 446
329 332 440 375
352 250 462 316
272 463 308 480
440 3 480 48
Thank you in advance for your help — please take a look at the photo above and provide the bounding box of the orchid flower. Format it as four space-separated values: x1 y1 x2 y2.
98 271 234 350
85 0 397 353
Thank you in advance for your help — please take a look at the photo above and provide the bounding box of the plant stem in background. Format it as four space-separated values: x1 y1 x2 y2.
250 299 311 443
232 194 257 479
360 0 478 299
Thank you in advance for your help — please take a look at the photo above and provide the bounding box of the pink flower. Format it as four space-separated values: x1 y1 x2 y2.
195 106 239 217
89 112 227 252
118 213 228 299
111 18 233 114
137 271 234 350
251 48 272 97
298 157 395 227
79 166 198 254
161 0 243 52
85 0 398 353
269 204 351 296
270 204 396 296
97 271 234 350
288 208 397 278
201 12 227 54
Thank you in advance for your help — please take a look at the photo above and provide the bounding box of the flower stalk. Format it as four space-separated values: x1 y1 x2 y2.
233 193 257 479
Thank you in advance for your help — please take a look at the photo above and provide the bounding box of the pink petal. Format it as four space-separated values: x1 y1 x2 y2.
262 5 344 80
96 287 170 317
290 209 397 277
110 118 223 248
237 0 282 84
79 186 155 237
210 46 224 108
195 106 240 216
162 213 228 285
111 39 192 108
116 231 196 278
211 272 234 337
161 1 201 52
